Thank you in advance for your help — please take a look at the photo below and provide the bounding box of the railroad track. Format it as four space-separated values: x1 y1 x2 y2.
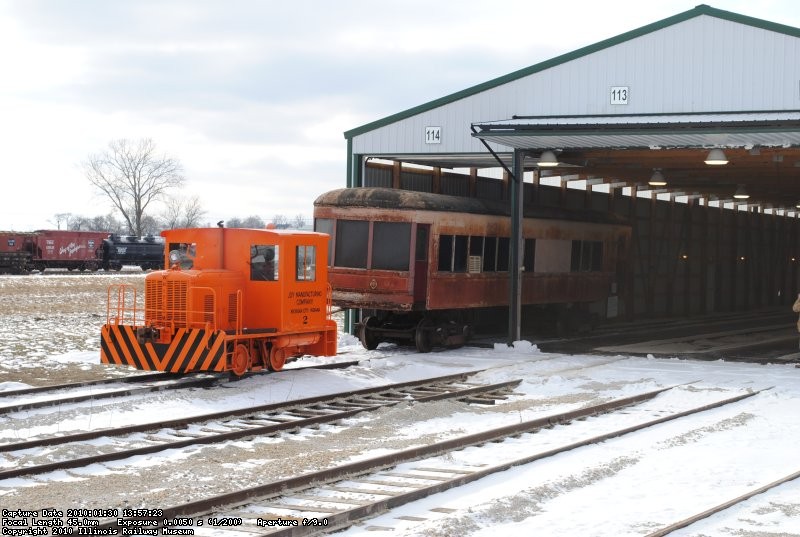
0 372 521 480
645 468 800 536
0 360 360 414
88 382 766 536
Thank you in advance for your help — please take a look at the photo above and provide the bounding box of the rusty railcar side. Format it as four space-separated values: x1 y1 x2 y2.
314 187 631 351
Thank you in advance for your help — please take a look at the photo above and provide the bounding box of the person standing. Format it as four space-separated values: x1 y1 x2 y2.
793 293 800 349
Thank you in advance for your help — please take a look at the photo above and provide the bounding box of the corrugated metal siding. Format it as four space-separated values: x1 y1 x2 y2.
400 170 432 192
352 15 800 155
440 174 469 197
476 177 503 200
364 166 392 187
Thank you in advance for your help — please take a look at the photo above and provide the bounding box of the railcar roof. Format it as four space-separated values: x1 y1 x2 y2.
314 187 629 227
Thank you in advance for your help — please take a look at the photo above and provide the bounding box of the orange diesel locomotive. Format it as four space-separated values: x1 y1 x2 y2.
101 227 338 375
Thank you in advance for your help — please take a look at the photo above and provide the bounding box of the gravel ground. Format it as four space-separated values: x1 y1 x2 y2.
0 273 147 386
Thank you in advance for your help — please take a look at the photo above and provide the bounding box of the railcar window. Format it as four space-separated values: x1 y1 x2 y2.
415 226 428 261
372 222 411 271
335 220 368 269
483 237 497 272
296 245 316 281
469 236 484 273
251 245 279 281
314 218 334 266
524 239 536 271
497 237 510 271
570 240 603 272
438 235 453 271
591 241 603 271
453 235 468 272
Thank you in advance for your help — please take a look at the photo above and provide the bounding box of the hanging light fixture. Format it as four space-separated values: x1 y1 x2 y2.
733 184 749 199
537 150 559 167
705 148 729 165
648 169 666 186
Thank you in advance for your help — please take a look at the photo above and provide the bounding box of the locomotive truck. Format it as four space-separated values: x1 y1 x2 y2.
101 226 338 374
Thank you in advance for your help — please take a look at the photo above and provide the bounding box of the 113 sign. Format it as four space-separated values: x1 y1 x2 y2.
610 86 629 105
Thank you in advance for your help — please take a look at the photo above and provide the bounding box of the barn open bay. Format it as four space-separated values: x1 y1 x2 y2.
1 273 799 536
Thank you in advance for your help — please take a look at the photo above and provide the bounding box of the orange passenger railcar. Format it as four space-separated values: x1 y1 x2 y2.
101 227 337 375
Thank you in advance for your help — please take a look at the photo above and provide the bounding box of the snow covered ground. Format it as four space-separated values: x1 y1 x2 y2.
1 274 800 536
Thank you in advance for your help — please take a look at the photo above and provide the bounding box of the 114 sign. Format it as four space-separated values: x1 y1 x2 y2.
425 126 441 144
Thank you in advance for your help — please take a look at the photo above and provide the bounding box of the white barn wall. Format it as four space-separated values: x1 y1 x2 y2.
351 14 800 156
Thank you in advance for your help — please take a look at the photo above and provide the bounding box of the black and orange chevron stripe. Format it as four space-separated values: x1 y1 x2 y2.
101 325 227 373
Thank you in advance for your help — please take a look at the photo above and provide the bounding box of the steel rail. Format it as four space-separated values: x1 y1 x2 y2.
97 382 711 532
0 376 520 480
0 360 360 415
262 388 767 536
645 467 800 537
0 370 471 453
0 375 222 415
0 371 184 398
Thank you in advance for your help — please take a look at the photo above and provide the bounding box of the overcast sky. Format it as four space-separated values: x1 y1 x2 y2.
2 0 799 231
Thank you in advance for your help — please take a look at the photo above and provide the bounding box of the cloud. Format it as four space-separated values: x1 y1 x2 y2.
1 0 799 230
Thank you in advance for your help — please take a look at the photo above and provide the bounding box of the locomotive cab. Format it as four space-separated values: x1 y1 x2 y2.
101 227 337 375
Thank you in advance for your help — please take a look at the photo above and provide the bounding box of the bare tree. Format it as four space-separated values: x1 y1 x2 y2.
68 215 92 230
292 214 307 229
93 214 124 233
241 215 265 229
49 213 72 230
161 195 206 229
271 214 290 229
182 196 206 228
224 216 264 229
83 138 185 236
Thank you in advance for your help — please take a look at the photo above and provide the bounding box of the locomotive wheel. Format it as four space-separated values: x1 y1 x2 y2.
269 347 286 372
231 344 250 376
359 316 381 350
414 317 434 353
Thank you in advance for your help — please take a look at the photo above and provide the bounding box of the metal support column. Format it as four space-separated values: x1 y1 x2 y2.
508 149 525 344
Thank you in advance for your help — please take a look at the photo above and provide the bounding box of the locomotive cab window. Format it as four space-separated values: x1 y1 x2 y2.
168 243 196 269
251 245 279 281
296 245 316 281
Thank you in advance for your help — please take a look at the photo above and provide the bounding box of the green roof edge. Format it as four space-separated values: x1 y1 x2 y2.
343 4 800 140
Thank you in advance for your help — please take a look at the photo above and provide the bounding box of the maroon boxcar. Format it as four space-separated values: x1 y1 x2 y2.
313 187 631 351
29 230 107 272
0 232 36 273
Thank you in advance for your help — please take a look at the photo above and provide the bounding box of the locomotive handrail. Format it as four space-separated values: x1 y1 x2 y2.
106 284 141 327
187 286 217 331
235 289 243 336
326 283 333 318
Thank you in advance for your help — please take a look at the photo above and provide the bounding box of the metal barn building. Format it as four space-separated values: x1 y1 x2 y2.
338 4 800 335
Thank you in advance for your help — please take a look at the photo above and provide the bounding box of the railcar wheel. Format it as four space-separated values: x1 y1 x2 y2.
231 344 250 376
415 317 434 353
359 316 381 350
269 347 286 372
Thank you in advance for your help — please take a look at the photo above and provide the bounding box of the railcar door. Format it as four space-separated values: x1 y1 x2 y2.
413 224 429 305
